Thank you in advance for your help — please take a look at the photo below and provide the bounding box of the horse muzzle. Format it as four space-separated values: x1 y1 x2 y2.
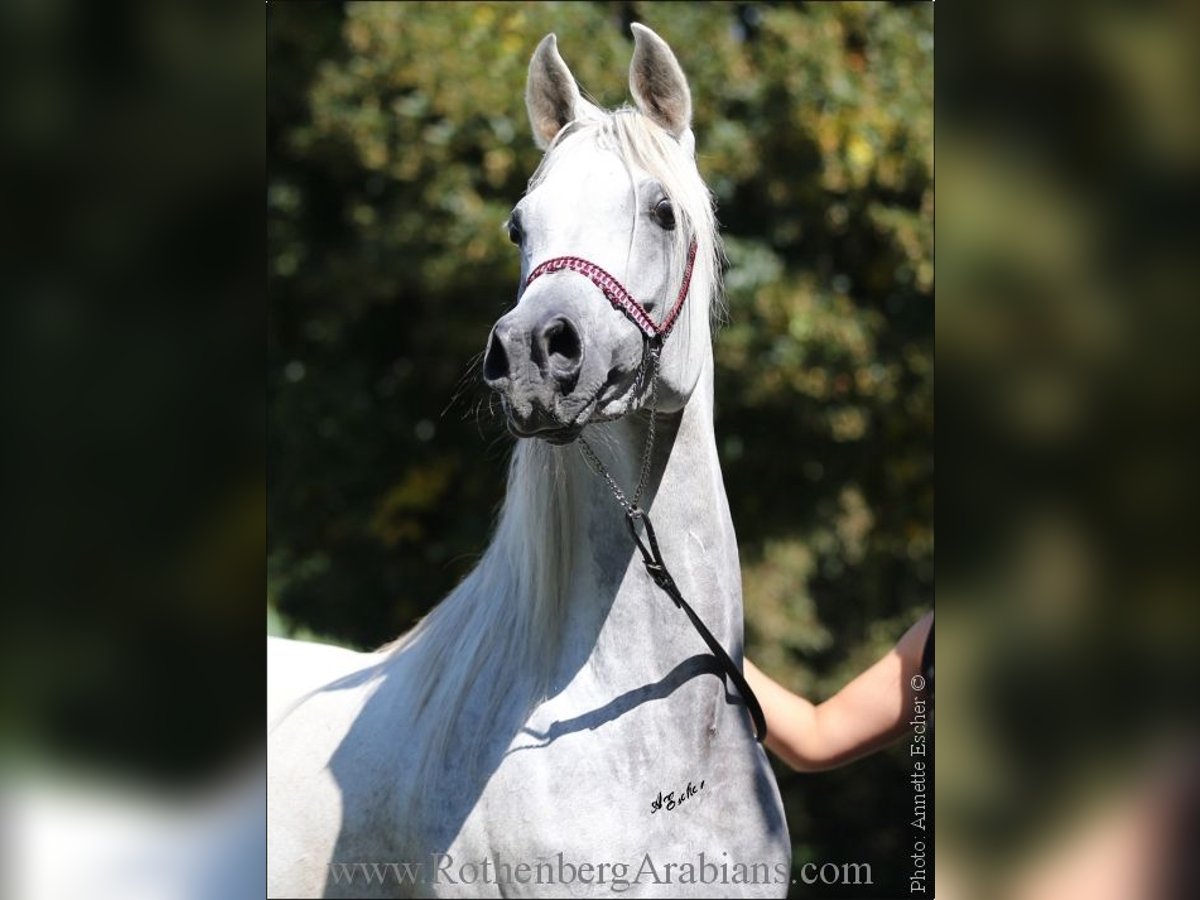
483 308 588 441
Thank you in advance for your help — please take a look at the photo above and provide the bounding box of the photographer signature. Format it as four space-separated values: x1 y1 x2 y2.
650 779 705 814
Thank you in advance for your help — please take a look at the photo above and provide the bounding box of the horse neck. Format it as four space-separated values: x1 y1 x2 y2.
552 350 744 688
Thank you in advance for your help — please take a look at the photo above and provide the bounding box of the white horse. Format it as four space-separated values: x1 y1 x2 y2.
268 25 790 898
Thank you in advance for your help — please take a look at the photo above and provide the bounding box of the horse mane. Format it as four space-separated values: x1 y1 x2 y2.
384 105 723 801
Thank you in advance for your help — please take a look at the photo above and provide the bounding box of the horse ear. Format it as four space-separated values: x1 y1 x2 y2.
526 34 596 150
628 23 692 142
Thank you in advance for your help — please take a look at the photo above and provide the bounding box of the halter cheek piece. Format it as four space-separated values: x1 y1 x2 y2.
522 237 768 744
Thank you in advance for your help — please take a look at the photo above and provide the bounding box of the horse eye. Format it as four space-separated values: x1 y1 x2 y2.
507 220 523 245
653 198 675 230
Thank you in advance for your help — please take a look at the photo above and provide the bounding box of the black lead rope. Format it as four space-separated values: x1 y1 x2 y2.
625 507 768 744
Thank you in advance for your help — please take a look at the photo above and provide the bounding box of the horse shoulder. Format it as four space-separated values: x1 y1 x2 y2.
269 641 433 896
267 635 370 729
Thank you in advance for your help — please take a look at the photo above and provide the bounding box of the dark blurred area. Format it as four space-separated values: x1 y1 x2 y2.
0 0 264 784
937 0 1200 897
2 2 265 896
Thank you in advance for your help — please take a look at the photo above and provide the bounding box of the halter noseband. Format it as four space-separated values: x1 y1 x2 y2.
524 239 699 343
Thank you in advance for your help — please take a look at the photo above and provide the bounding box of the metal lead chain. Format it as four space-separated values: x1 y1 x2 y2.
578 341 660 515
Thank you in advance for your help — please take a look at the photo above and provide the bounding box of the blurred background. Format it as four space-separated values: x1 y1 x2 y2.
936 1 1200 898
267 3 931 897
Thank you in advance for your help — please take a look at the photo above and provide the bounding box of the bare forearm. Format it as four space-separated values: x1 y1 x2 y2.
744 659 821 771
745 611 933 772
811 611 932 768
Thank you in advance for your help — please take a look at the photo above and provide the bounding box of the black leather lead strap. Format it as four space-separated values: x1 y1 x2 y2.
625 507 768 744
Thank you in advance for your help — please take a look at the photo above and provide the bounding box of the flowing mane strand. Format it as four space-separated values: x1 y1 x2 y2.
384 105 723 804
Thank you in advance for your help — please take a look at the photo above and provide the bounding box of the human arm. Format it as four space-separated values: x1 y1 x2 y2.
744 611 933 772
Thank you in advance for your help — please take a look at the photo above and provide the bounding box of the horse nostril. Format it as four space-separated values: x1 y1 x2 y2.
539 316 582 371
482 328 510 385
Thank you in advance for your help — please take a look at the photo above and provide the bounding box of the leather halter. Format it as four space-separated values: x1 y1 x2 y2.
521 235 769 744
524 240 699 343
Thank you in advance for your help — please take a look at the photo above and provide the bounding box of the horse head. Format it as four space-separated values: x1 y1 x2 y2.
482 24 719 444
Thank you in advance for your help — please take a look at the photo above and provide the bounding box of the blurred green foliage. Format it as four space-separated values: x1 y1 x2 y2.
268 2 931 896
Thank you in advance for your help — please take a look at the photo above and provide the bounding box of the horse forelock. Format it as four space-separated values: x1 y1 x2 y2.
527 107 725 331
